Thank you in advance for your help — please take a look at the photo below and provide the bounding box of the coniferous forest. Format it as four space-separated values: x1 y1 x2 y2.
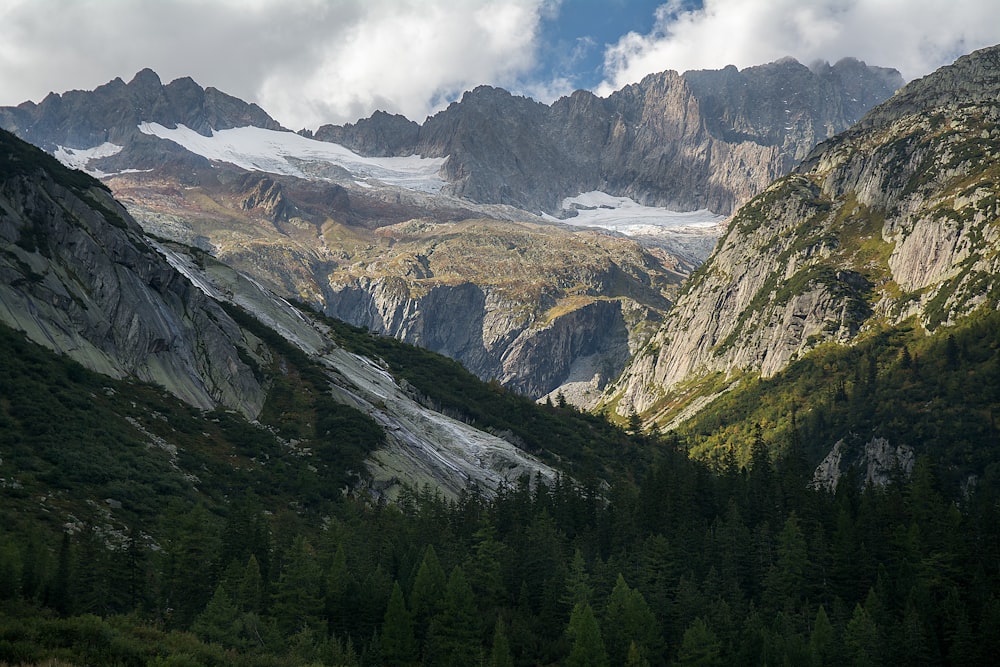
3 301 1000 666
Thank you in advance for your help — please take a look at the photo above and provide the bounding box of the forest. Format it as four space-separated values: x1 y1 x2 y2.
2 305 1000 665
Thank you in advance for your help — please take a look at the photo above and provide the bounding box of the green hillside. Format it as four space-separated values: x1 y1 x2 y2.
681 307 1000 485
3 309 1000 664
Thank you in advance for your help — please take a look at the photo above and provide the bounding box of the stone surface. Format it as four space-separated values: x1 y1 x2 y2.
609 44 1000 420
0 130 266 416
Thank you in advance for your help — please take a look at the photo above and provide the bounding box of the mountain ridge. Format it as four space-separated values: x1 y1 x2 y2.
609 43 1000 423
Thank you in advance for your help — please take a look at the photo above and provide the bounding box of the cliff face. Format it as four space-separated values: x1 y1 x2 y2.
611 45 1000 420
0 130 266 415
307 219 677 400
0 68 283 151
314 58 902 215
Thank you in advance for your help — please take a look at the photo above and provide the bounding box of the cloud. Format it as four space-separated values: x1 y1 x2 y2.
258 0 551 128
0 0 553 129
596 0 1000 95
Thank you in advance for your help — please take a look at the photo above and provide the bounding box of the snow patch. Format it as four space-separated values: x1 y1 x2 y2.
53 142 122 176
556 191 724 235
137 123 447 193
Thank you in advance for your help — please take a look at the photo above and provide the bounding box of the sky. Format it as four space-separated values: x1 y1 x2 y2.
1 0 998 131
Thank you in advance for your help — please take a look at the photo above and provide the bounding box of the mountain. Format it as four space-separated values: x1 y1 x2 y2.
0 128 265 415
5 50 1000 667
610 44 1000 429
0 128 568 499
0 59 899 403
0 68 284 151
313 57 902 215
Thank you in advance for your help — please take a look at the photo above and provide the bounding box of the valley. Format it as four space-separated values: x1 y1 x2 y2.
1 41 999 666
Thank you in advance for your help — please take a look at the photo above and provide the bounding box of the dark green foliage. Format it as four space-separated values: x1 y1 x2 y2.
0 128 109 194
1 285 1000 665
565 602 608 667
292 301 647 477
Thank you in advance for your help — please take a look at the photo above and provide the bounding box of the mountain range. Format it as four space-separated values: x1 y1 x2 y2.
3 41 1000 666
0 57 902 404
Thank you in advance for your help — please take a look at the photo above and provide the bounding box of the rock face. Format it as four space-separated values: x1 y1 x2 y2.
0 68 284 151
314 58 902 214
308 219 677 400
610 44 1000 419
812 436 915 492
0 129 266 415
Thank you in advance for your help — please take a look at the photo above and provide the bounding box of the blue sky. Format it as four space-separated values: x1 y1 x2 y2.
534 0 672 91
1 0 998 130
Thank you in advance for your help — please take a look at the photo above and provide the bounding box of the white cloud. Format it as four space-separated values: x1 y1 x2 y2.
597 0 1000 95
0 0 551 129
258 0 548 128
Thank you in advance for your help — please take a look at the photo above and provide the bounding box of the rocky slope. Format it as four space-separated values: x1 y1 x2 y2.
0 129 558 497
314 57 902 215
0 129 266 415
610 44 1000 422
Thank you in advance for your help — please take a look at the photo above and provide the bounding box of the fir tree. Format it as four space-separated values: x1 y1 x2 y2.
565 601 609 667
382 581 416 667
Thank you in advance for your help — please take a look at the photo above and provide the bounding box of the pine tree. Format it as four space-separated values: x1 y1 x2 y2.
603 574 663 666
273 535 325 636
844 603 879 667
425 566 480 667
382 581 416 666
762 512 809 613
192 584 241 647
410 544 447 646
809 605 835 666
489 617 515 667
565 601 609 667
236 554 263 614
675 617 722 667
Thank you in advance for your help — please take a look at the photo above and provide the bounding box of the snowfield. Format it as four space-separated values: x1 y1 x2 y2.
54 142 123 176
137 122 448 193
556 191 724 234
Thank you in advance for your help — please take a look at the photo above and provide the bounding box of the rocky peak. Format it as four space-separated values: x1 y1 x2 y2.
312 57 901 215
311 110 420 156
0 69 285 151
609 43 1000 421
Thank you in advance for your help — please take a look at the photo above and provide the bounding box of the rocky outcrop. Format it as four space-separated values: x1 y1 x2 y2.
310 110 420 157
0 68 284 151
313 219 676 399
812 436 916 491
314 58 902 215
324 278 636 397
610 44 1000 419
0 129 266 415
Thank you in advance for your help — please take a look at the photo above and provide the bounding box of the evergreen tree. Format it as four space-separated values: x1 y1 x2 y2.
192 584 241 647
603 574 663 666
273 535 325 637
236 554 264 614
762 512 809 613
809 605 835 666
562 548 592 610
424 566 480 667
325 544 354 639
382 581 416 667
489 617 515 667
675 617 722 667
844 603 879 667
565 601 609 667
410 544 447 646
